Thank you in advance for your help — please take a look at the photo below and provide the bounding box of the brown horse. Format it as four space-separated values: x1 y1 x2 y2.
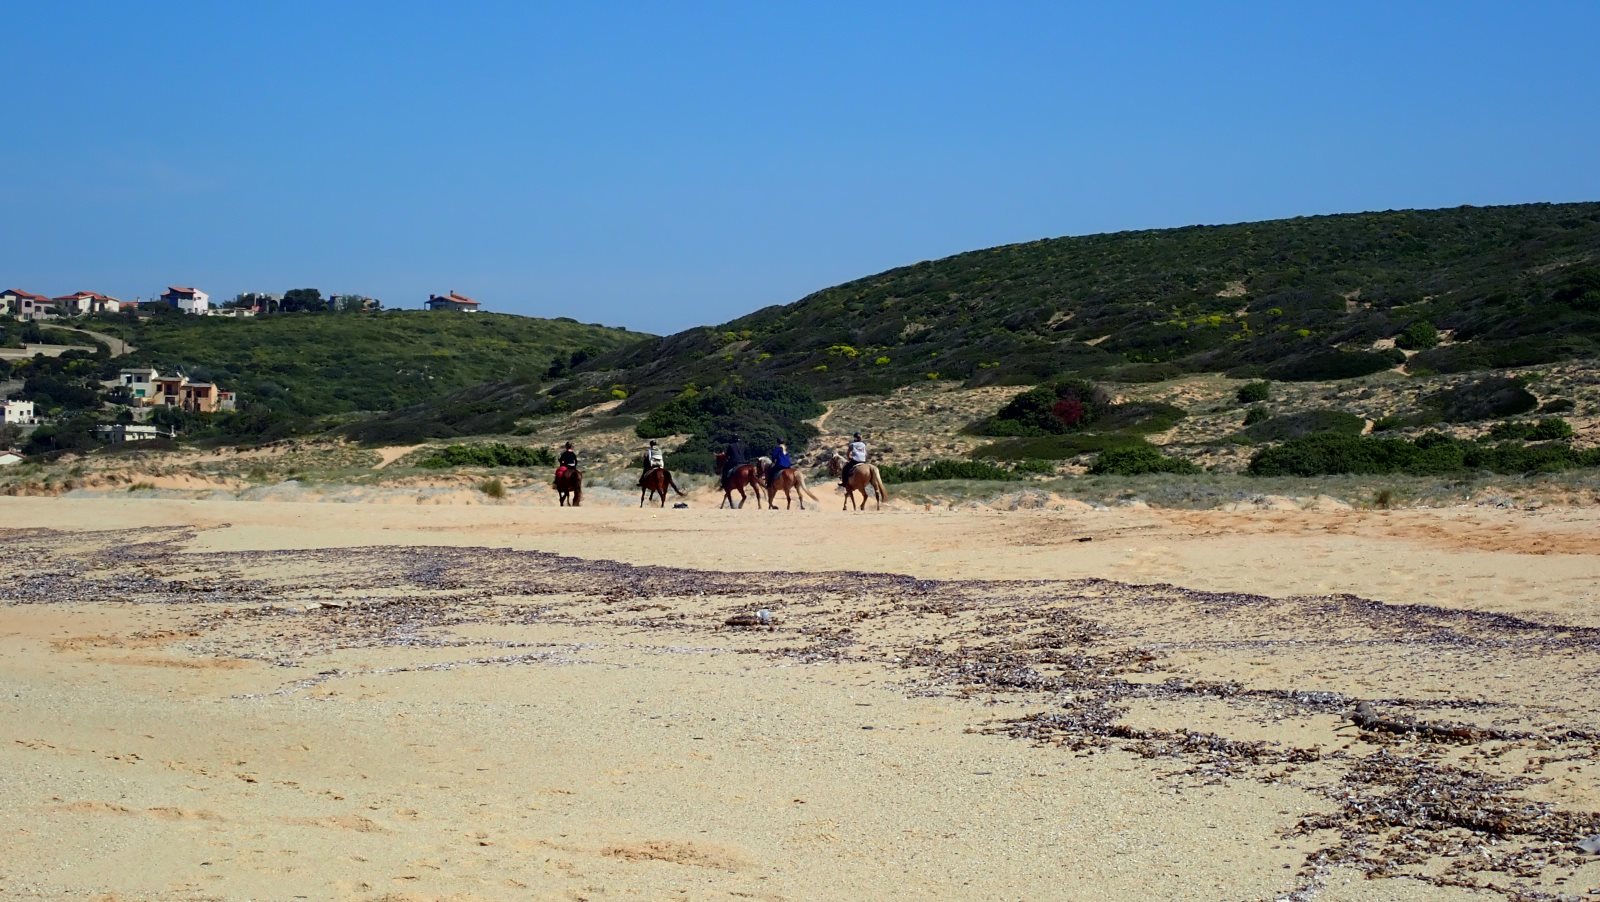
760 457 822 510
554 467 583 506
829 452 886 511
713 452 765 510
638 467 685 508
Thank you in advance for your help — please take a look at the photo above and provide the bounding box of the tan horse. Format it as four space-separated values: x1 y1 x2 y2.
759 457 822 510
713 452 765 510
638 467 684 508
554 467 583 507
829 452 886 511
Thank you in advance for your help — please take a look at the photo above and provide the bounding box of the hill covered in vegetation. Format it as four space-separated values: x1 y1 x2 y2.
94 311 646 424
569 202 1600 410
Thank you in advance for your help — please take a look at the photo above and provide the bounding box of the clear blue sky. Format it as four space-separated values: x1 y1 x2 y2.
4 1 1597 334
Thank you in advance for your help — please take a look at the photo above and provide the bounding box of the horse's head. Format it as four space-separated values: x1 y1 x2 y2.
714 451 727 465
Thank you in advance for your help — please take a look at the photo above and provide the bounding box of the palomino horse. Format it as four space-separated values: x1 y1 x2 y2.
759 456 821 510
713 452 765 510
554 467 583 507
638 467 685 508
828 451 887 511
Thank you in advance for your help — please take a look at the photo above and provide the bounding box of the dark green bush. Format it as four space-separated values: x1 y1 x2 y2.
1395 320 1439 350
1241 409 1365 442
1248 432 1600 477
1243 406 1269 427
879 460 1019 483
1262 349 1398 382
1422 377 1538 422
1539 398 1576 414
1095 402 1187 433
977 379 1112 435
970 433 1155 461
1087 446 1199 476
1487 418 1574 441
1011 458 1058 476
419 443 556 468
637 380 824 457
1236 381 1271 403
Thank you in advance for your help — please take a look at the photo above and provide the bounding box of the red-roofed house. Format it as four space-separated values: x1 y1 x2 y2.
52 291 120 316
425 291 481 313
1 289 56 321
160 286 211 314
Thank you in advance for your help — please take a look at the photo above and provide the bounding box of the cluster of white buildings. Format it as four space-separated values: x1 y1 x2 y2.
0 286 222 320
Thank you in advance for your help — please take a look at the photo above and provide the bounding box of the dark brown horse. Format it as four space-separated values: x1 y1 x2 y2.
713 452 765 510
554 467 583 506
638 467 685 508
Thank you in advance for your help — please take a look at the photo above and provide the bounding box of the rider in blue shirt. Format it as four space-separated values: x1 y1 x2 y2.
766 440 793 490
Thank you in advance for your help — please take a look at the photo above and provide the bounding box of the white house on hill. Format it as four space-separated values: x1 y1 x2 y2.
425 291 481 312
160 286 210 314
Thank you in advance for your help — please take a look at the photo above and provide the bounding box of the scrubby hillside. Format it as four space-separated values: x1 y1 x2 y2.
91 311 647 421
572 202 1600 409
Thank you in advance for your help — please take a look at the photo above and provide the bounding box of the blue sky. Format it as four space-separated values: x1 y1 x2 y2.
3 1 1597 334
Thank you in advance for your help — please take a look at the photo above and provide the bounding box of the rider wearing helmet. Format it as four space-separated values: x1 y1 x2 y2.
556 441 579 482
643 439 664 473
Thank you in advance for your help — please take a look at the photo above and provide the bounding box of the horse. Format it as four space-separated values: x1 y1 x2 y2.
713 451 765 510
829 451 886 511
554 467 583 507
638 467 685 508
759 456 822 510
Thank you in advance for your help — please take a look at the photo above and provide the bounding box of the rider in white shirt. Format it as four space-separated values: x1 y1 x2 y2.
842 433 868 485
643 439 664 473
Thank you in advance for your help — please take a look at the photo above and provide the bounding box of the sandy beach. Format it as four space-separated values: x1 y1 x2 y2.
3 496 1600 900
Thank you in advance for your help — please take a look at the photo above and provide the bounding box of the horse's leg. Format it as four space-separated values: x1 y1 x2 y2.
659 486 667 508
639 484 646 508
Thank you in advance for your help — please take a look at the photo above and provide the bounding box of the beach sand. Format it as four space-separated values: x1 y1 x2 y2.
3 496 1599 900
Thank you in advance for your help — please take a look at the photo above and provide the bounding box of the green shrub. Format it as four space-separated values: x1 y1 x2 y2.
1262 349 1397 381
1371 415 1402 432
1247 432 1600 477
420 443 556 468
879 460 1019 483
1011 458 1058 476
971 433 1155 461
1241 409 1365 442
1422 377 1538 423
1242 406 1269 427
1236 381 1271 403
478 477 507 498
1087 446 1199 475
1539 398 1575 414
636 379 823 459
1486 418 1574 441
1395 320 1439 350
978 379 1112 435
1095 402 1187 433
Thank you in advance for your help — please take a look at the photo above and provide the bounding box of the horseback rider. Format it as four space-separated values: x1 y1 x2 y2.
556 441 579 480
643 439 664 474
766 439 793 490
722 434 748 488
841 432 868 486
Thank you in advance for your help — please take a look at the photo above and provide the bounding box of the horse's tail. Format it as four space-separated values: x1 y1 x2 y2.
798 472 822 502
668 472 685 496
573 473 583 507
870 466 887 504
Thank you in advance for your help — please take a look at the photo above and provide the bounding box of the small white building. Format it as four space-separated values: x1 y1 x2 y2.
52 291 119 316
96 424 172 443
1 399 36 425
160 286 210 314
117 368 160 402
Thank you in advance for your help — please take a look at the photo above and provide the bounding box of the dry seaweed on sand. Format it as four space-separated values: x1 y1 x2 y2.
5 525 1600 897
